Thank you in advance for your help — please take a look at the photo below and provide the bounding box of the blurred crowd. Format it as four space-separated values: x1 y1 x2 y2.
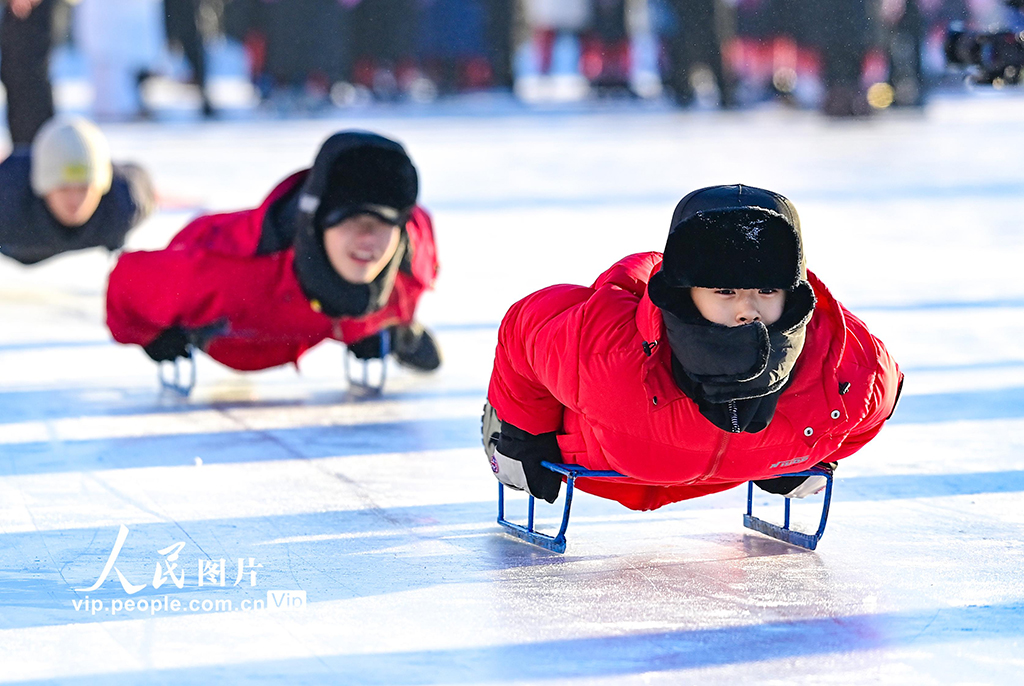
0 0 1013 139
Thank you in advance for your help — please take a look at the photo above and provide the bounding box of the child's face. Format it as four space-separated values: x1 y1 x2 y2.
322 214 401 284
690 287 786 328
44 184 104 228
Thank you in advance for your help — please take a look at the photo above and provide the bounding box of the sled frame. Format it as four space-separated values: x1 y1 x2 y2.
345 330 391 395
743 466 834 551
497 462 624 553
158 346 197 397
498 463 834 553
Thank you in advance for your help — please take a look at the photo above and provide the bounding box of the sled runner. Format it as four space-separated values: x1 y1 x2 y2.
345 329 391 395
158 345 197 397
744 465 833 551
497 462 834 553
497 462 622 553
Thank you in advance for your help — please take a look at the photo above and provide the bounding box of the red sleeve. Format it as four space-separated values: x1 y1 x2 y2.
106 247 245 347
105 195 274 347
829 311 903 462
487 284 592 436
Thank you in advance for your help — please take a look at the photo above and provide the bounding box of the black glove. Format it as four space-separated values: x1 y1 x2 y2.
755 461 836 498
392 323 442 372
348 332 387 360
143 327 191 362
495 421 564 504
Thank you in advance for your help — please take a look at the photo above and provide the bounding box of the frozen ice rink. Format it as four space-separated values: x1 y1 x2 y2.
2 97 1023 684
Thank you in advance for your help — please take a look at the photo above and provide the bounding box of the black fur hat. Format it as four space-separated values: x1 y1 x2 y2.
293 131 417 318
652 184 805 291
299 131 419 230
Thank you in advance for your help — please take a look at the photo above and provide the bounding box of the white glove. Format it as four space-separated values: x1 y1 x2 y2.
481 400 563 502
488 449 531 492
483 401 528 491
783 474 829 499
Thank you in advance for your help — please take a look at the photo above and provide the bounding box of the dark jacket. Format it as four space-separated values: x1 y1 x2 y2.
0 151 155 264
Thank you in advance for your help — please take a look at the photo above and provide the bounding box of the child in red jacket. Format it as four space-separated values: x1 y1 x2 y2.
106 131 441 373
484 184 901 510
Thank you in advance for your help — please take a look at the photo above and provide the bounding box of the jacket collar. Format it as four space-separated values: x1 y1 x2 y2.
635 258 846 412
256 170 308 252
635 269 685 411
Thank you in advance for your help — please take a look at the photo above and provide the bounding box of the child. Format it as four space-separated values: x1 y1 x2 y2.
106 130 441 374
0 116 154 264
483 184 901 509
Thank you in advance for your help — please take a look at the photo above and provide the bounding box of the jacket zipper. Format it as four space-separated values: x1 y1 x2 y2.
728 400 740 433
701 424 733 481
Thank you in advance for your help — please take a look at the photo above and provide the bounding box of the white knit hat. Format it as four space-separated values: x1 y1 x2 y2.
30 117 113 196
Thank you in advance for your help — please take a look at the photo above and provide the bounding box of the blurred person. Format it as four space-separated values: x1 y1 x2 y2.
0 116 154 264
812 0 874 117
256 0 350 108
418 0 492 94
350 0 419 99
74 0 166 119
881 0 926 108
1 0 58 147
583 0 631 92
522 0 591 76
483 184 901 511
728 0 809 105
106 131 441 374
220 0 271 98
484 0 514 89
164 0 214 116
664 0 736 107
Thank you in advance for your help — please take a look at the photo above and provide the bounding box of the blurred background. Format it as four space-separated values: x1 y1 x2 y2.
1 0 1019 136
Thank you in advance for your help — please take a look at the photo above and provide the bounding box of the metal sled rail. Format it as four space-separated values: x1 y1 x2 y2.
498 463 833 553
344 330 391 395
744 466 833 551
497 462 624 553
157 346 197 397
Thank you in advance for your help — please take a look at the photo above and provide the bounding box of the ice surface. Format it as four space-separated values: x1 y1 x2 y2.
2 96 1024 684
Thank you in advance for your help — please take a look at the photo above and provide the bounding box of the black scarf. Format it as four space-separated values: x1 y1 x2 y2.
258 182 408 319
661 284 815 433
293 225 408 318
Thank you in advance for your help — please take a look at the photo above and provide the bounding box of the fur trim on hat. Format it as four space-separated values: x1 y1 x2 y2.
659 207 803 290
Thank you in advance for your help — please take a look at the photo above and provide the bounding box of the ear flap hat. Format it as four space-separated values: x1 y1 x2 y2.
292 131 418 318
648 185 816 433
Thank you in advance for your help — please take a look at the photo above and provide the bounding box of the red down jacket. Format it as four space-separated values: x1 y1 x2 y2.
487 252 902 511
106 172 438 371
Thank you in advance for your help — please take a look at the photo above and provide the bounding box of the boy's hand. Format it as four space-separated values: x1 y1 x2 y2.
482 402 563 503
143 327 190 362
348 332 387 360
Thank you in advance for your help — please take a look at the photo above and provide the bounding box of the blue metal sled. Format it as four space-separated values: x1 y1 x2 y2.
744 465 833 551
345 330 391 395
497 462 624 553
498 462 833 553
158 346 197 397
